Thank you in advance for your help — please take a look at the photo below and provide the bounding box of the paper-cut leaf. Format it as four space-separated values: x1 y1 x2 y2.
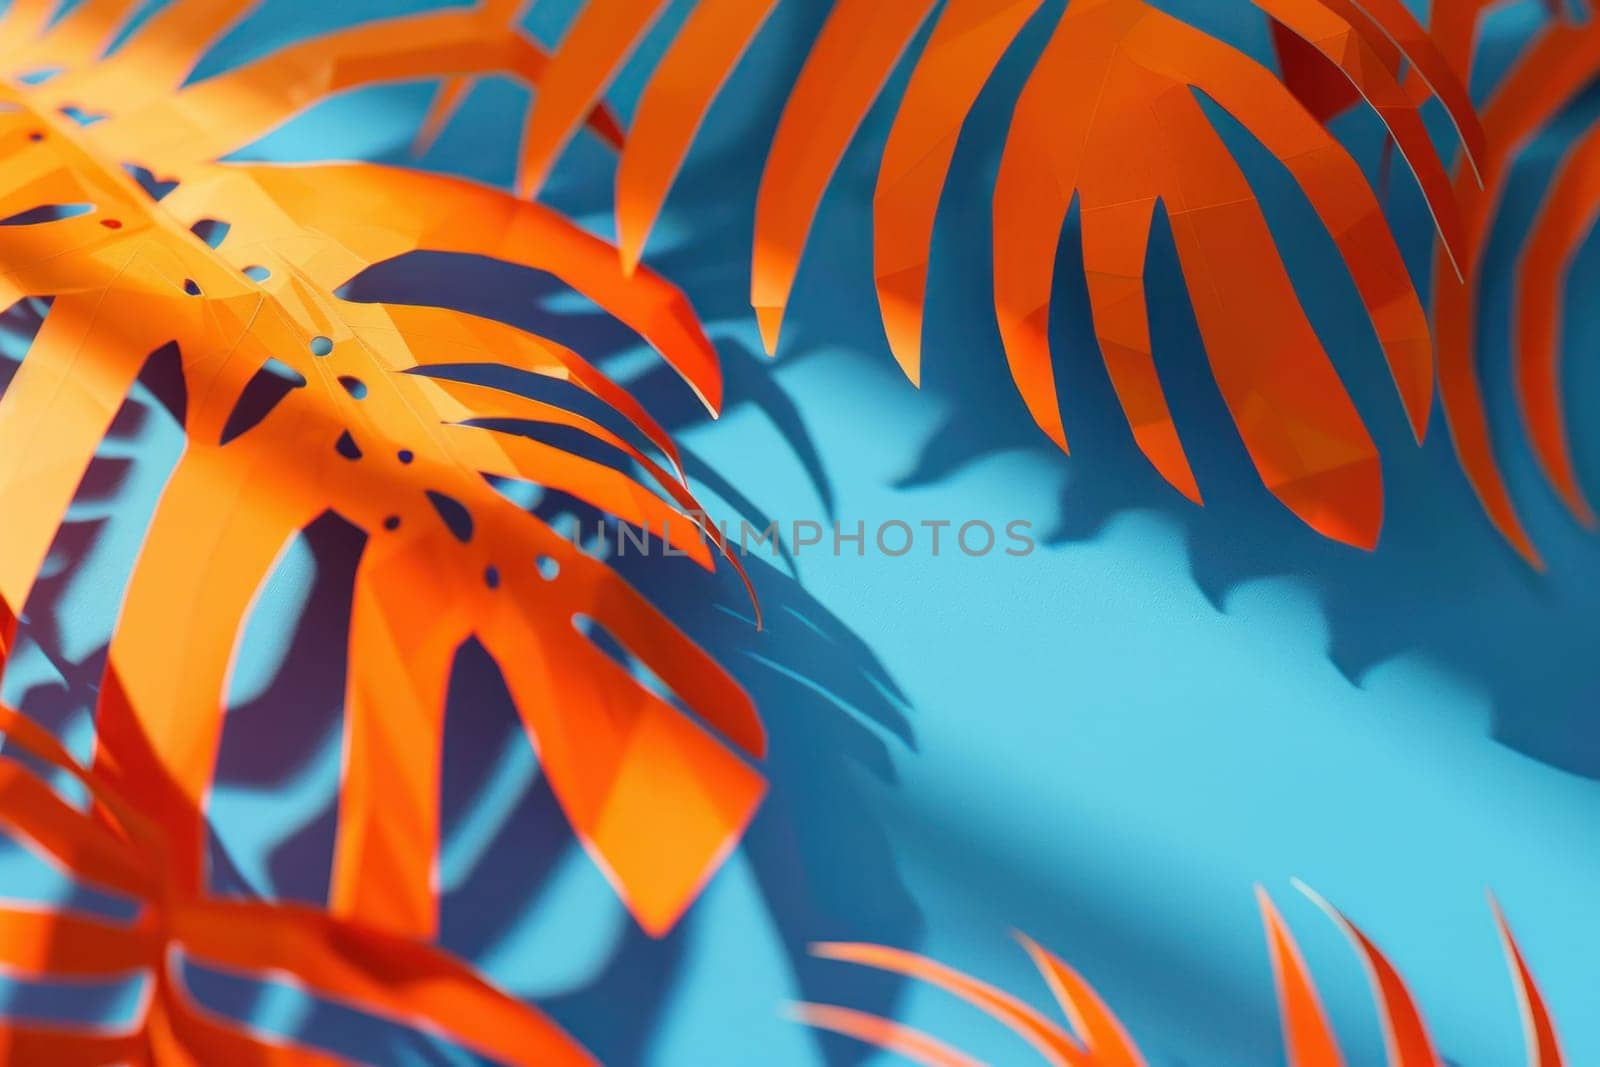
1271 11 1369 124
800 882 1564 1067
1257 886 1344 1067
789 1004 985 1067
811 941 1084 1066
1430 6 1599 566
1275 0 1600 565
549 0 1482 549
1015 934 1145 1067
614 0 783 274
0 704 597 1065
0 0 764 949
1490 894 1565 1067
1291 879 1440 1066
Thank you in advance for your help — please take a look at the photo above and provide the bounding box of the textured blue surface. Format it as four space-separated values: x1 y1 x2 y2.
2 0 1599 1064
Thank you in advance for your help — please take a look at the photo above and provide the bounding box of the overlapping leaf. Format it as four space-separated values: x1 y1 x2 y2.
1426 3 1600 567
796 881 1563 1066
0 703 597 1064
518 0 1483 549
0 0 764 957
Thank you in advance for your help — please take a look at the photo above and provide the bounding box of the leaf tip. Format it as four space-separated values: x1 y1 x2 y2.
754 305 783 356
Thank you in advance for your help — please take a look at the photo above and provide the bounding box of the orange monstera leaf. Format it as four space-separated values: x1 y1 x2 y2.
526 0 1479 549
797 882 1564 1066
1277 0 1600 567
0 1 764 943
0 704 597 1065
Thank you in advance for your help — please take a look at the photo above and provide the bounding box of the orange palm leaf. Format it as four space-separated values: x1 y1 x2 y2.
1426 6 1600 566
531 0 1481 548
0 0 763 943
0 0 622 161
1491 896 1565 1067
799 882 1564 1066
1291 879 1441 1065
0 703 596 1064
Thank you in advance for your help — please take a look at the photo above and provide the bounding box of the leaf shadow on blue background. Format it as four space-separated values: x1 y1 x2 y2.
2 0 1598 1063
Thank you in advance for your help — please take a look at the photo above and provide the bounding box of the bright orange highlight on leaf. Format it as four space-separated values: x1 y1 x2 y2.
1292 879 1441 1066
0 0 764 958
790 1004 985 1067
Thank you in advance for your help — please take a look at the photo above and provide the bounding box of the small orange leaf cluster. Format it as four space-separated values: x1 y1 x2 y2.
526 0 1600 561
797 882 1563 1067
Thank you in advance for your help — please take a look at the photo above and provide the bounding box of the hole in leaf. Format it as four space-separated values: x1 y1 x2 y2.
484 565 500 589
182 278 201 297
190 218 230 248
338 376 367 399
397 449 413 464
425 491 473 543
382 515 400 531
0 203 92 226
26 130 43 142
57 104 106 127
335 430 362 460
309 336 333 357
17 68 61 86
121 163 177 200
243 265 270 282
536 555 559 581
220 358 306 445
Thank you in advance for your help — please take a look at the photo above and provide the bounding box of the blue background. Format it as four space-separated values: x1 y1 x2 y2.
2 0 1599 1063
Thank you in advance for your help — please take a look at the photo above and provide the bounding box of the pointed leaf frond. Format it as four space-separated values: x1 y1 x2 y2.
1290 880 1440 1065
789 1004 986 1067
800 882 1566 1067
1015 934 1145 1067
0 1 763 954
563 0 1476 548
1490 895 1565 1067
615 0 784 274
1256 886 1344 1067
